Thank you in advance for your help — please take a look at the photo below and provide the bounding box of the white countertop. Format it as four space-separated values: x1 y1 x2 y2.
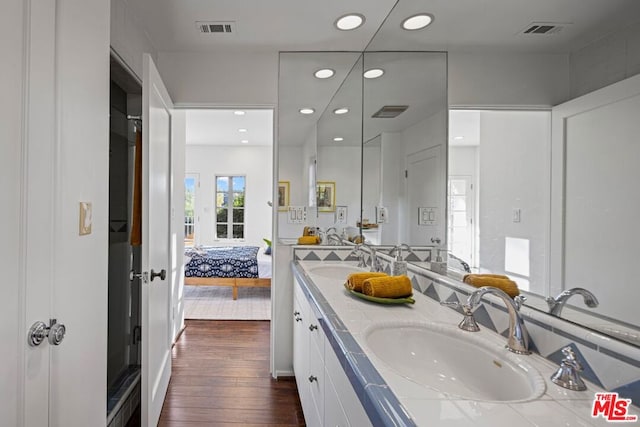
297 261 639 427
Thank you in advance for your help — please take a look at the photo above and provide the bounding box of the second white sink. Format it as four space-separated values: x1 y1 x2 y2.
364 321 546 402
306 263 368 280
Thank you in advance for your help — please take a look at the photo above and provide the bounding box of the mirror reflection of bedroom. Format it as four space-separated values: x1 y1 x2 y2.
182 108 274 321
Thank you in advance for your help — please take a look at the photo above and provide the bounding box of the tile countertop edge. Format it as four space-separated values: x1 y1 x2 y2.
291 261 417 427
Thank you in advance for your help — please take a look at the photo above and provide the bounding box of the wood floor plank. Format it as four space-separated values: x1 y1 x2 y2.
158 320 305 426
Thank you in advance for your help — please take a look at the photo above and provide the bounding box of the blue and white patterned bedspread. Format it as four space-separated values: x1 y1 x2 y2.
184 246 260 278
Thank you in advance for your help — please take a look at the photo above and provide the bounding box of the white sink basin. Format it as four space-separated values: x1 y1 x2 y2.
364 321 545 402
306 263 367 280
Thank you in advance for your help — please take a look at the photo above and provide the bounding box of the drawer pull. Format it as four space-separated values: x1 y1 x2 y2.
309 324 318 331
295 317 302 322
308 375 317 383
293 311 300 316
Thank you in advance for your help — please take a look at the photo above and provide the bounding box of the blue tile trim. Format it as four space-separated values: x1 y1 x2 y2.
552 327 598 350
599 346 640 370
291 262 416 427
612 380 640 409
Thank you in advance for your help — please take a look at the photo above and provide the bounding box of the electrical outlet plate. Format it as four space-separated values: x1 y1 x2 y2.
335 206 347 224
376 206 388 223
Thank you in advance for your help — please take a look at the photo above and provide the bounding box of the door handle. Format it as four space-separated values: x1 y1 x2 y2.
150 268 167 281
28 319 66 346
431 237 441 244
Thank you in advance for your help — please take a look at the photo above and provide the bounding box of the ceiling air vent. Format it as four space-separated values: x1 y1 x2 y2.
196 21 236 34
372 105 408 118
521 22 569 35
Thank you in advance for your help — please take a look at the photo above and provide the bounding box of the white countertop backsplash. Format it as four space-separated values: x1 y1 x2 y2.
296 260 639 426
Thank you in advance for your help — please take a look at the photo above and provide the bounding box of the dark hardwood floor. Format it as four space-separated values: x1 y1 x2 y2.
158 320 305 427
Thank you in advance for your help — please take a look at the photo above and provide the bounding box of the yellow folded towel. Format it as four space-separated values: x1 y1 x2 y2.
297 235 320 245
346 272 389 293
463 274 520 298
362 275 413 299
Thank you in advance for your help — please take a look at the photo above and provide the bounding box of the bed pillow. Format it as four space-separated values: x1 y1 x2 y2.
263 238 272 255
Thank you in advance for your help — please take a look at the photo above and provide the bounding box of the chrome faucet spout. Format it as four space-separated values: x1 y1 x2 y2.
361 243 383 272
468 286 531 355
546 288 599 317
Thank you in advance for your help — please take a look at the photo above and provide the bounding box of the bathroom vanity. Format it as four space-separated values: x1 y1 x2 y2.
291 256 640 426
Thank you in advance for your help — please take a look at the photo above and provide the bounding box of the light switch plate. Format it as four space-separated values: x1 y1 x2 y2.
512 208 521 223
418 207 436 226
287 206 307 224
79 202 92 235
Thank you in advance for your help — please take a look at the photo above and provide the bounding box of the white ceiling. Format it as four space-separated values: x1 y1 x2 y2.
138 0 640 147
185 109 273 146
128 0 640 54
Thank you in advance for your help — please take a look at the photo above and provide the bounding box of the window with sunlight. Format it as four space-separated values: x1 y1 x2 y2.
216 176 245 239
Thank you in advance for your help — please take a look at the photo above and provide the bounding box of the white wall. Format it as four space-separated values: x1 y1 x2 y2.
110 0 157 79
380 132 403 244
316 145 361 229
570 22 640 99
478 111 550 293
449 52 570 107
171 111 186 340
158 51 278 105
185 145 273 247
362 138 382 224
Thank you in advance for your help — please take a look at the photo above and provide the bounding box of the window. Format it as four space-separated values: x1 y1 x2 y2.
184 175 198 246
215 176 245 239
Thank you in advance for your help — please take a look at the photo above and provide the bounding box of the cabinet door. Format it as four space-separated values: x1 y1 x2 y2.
292 290 309 412
324 372 351 427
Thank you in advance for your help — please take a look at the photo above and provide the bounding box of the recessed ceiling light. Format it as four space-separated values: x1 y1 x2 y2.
363 68 384 79
333 108 349 115
314 68 335 79
238 128 247 132
402 14 434 31
241 140 249 144
234 110 245 116
333 137 344 142
335 13 365 31
299 108 315 115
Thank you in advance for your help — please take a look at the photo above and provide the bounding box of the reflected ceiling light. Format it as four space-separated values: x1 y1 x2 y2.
363 68 384 79
402 14 434 31
454 136 464 140
314 68 335 79
333 107 349 115
233 110 245 115
335 13 365 31
299 108 315 115
333 137 344 142
241 140 249 144
238 128 248 132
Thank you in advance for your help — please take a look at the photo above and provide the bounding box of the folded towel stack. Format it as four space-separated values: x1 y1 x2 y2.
297 235 320 245
346 272 389 293
362 275 413 298
463 274 520 298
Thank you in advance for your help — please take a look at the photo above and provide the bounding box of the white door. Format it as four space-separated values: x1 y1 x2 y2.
406 146 444 246
448 176 475 266
142 53 174 426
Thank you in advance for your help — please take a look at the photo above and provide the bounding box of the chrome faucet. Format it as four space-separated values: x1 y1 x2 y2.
546 288 599 317
349 243 383 272
468 286 531 354
325 231 343 245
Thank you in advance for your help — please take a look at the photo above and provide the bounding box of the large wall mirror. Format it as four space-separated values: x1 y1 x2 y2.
277 0 640 348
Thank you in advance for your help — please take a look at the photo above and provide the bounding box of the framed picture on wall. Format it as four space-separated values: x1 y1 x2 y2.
316 181 336 212
277 181 290 211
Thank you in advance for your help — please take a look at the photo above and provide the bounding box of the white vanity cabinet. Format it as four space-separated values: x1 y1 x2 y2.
293 278 372 427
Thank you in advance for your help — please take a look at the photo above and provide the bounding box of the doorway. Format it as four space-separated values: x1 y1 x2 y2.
107 55 142 427
181 108 274 321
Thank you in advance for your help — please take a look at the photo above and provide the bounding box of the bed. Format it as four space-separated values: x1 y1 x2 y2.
183 246 271 300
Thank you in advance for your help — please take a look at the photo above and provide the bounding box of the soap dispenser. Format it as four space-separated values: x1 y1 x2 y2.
430 249 448 275
389 246 408 276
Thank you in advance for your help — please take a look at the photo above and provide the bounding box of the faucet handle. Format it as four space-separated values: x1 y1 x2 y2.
440 301 480 332
551 346 587 391
514 295 527 311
